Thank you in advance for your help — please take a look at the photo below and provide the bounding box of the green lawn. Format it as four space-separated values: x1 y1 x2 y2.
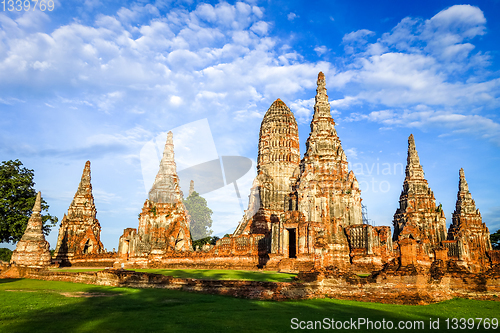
48 268 297 282
0 278 499 332
132 268 297 282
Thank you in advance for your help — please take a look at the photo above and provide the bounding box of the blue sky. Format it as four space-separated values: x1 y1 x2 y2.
1 0 499 250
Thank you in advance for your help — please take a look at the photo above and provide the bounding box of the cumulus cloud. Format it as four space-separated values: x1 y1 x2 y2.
314 45 328 56
0 2 330 146
289 98 314 124
333 5 500 145
342 29 375 54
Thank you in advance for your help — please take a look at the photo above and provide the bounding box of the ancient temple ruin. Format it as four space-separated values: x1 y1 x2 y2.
445 168 492 272
10 192 52 267
234 98 300 236
255 73 362 270
118 131 192 265
33 71 494 278
230 73 391 271
392 135 447 266
53 161 104 265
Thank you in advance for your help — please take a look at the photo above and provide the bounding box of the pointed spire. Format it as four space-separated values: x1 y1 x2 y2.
33 191 41 214
148 131 182 203
68 161 96 219
19 192 44 240
159 131 177 176
78 161 92 191
313 72 332 120
459 168 469 193
455 168 476 213
405 134 424 180
189 180 194 197
10 190 51 267
54 160 104 259
305 72 339 158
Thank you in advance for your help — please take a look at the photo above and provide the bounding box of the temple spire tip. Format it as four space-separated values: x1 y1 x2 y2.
33 191 42 214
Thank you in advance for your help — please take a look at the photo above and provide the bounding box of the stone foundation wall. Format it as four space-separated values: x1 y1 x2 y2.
2 265 499 305
54 253 118 267
117 253 263 270
116 234 270 270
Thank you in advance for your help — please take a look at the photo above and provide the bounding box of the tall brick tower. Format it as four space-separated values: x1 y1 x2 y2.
292 72 362 226
54 161 104 265
118 131 192 260
234 99 300 236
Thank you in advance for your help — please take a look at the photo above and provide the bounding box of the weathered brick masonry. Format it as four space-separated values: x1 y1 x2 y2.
2 265 498 305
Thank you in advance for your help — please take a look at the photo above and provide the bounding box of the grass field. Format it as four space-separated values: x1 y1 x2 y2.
132 268 297 282
49 268 297 282
0 278 499 332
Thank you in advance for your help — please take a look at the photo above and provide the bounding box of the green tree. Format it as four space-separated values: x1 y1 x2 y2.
491 229 500 250
192 236 219 250
0 248 12 262
0 159 58 243
184 191 213 240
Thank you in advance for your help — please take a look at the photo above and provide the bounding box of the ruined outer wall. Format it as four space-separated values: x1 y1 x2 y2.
345 225 394 271
116 234 270 270
3 266 499 305
61 253 118 267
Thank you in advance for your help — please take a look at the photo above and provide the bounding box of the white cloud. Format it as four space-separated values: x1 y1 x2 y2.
344 147 358 160
333 5 500 145
314 45 328 56
289 98 314 124
342 29 375 54
250 21 269 36
287 13 298 21
170 95 183 105
343 107 500 145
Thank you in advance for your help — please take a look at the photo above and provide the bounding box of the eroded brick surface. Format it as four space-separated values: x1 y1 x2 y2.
446 168 492 272
54 161 104 266
117 132 192 265
392 135 447 266
10 192 51 268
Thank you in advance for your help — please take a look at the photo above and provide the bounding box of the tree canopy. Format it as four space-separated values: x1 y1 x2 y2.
0 248 12 262
491 229 500 250
0 159 58 243
184 190 213 240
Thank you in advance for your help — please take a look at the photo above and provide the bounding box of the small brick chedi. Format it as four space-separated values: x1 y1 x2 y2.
53 161 104 265
10 192 51 267
445 168 492 272
392 135 447 266
118 131 192 263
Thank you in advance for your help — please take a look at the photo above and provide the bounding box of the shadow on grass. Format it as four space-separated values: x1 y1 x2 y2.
1 279 499 332
0 278 23 284
133 269 296 282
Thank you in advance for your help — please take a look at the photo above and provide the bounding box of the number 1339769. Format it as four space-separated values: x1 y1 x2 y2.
2 0 55 11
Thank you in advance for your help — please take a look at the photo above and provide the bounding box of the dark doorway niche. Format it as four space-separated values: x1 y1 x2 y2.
83 239 91 254
288 228 296 258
